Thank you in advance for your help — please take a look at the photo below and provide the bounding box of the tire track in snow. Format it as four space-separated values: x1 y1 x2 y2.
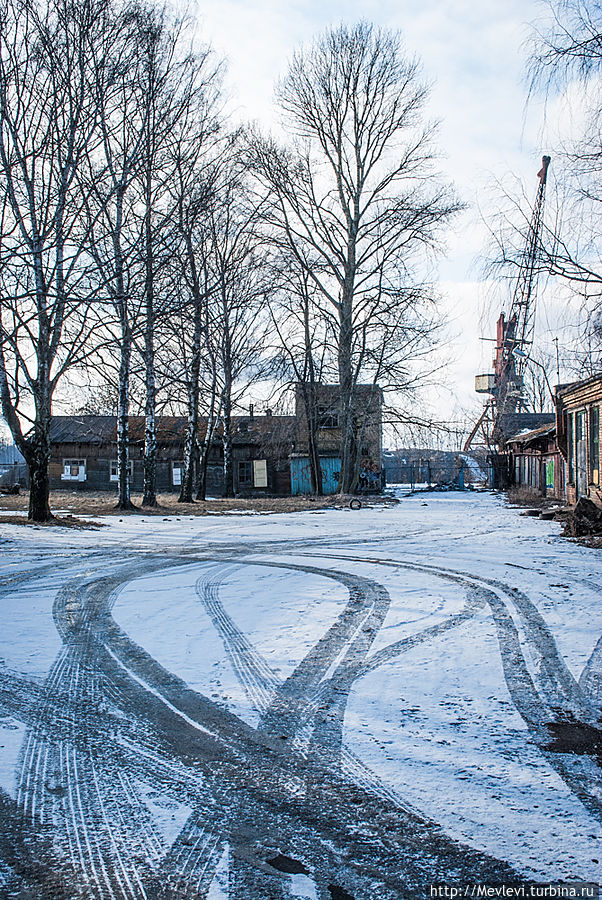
195 564 280 714
7 551 544 897
194 561 424 789
0 786 74 898
293 551 602 821
93 558 518 896
12 565 181 899
192 560 441 824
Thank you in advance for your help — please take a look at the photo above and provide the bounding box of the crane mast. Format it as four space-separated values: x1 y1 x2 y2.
465 155 551 451
494 154 550 420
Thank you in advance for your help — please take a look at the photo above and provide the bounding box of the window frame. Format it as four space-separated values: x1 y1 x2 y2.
590 405 600 485
109 460 133 482
61 458 87 482
172 460 185 486
317 405 339 429
238 459 253 486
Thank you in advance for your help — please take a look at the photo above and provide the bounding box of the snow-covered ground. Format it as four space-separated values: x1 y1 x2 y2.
0 491 600 899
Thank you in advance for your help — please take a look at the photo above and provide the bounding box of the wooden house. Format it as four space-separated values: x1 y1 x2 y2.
49 414 295 496
555 372 602 507
505 422 565 500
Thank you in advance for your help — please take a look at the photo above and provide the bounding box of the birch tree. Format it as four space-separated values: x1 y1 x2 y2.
137 22 221 506
0 0 105 521
83 1 153 510
155 48 223 504
206 164 271 498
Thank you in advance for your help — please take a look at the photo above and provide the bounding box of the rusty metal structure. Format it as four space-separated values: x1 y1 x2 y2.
465 155 551 452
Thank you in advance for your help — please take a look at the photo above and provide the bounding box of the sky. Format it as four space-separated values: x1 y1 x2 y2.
191 0 576 435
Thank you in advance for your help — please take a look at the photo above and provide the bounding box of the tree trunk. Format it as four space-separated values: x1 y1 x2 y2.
117 325 134 510
197 442 208 501
179 400 198 504
27 422 52 522
142 255 157 506
197 402 218 501
308 426 323 495
302 301 323 496
301 382 323 496
338 294 355 493
222 398 233 498
27 347 53 522
179 293 202 504
142 376 157 506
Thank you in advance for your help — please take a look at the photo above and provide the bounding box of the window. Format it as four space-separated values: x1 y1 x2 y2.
110 460 133 482
567 413 574 483
591 406 600 485
238 460 253 486
318 405 339 428
61 459 86 482
172 461 184 486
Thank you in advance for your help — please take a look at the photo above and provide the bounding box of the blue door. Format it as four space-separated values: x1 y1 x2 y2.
290 457 341 494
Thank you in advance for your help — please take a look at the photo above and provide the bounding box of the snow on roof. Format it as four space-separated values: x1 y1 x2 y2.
506 423 556 445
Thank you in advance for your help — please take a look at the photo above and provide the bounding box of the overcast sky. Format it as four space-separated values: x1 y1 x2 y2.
190 0 572 434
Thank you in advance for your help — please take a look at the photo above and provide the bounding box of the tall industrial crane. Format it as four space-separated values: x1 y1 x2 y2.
464 155 551 451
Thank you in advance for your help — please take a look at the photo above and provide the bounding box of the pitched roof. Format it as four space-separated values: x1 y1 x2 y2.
50 414 297 445
556 370 602 397
50 416 119 444
506 423 556 446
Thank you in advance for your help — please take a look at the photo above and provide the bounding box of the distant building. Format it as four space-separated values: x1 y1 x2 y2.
382 448 487 487
46 383 384 496
0 419 26 487
503 371 602 508
291 383 383 494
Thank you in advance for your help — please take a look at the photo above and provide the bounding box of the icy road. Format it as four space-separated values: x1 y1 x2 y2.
0 492 601 899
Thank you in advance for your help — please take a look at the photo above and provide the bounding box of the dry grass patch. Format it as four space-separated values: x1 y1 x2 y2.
505 487 558 509
0 489 363 519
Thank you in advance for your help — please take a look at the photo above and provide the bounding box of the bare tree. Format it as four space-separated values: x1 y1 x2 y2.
252 22 461 493
154 52 223 504
82 1 154 510
526 0 602 368
0 0 109 521
267 251 332 494
206 162 272 497
79 2 222 509
134 8 214 507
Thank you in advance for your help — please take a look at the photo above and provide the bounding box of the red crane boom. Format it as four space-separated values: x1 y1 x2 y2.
465 155 551 451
